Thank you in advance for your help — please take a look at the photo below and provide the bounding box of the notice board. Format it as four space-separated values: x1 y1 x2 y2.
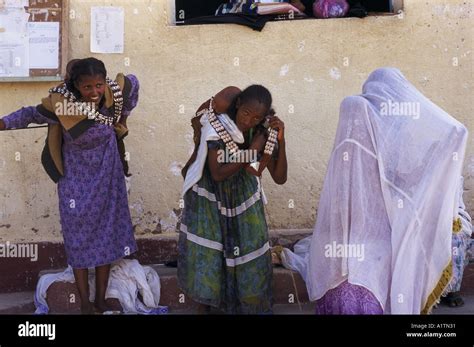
0 0 68 82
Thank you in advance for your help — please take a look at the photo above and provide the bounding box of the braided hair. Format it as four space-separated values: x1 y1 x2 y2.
227 84 272 127
65 58 107 99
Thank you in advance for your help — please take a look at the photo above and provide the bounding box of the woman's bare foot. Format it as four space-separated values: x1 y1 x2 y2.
94 299 121 313
94 300 112 313
80 301 95 314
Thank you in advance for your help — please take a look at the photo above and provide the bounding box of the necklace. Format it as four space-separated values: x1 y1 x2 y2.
49 78 123 126
196 97 278 157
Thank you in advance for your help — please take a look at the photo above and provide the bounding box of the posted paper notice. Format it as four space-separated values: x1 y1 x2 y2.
28 22 59 69
90 6 124 54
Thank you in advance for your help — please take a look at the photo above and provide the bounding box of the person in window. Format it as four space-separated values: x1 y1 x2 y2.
0 58 140 314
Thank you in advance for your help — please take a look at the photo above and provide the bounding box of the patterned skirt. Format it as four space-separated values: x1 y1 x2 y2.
315 281 383 314
178 161 273 314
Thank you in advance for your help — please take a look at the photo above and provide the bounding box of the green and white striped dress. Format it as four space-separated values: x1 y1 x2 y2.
178 139 273 314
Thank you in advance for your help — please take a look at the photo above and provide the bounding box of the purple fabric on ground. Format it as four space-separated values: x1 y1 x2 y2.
315 280 383 314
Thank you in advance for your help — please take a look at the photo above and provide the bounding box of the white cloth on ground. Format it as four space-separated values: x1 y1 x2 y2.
34 259 167 314
281 236 311 283
306 67 468 314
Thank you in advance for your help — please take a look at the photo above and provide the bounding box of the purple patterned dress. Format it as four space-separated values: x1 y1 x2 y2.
3 75 140 269
315 281 383 314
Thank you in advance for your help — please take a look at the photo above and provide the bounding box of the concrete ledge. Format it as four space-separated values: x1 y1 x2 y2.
2 264 473 315
0 291 36 315
0 229 312 293
0 242 68 294
42 265 309 314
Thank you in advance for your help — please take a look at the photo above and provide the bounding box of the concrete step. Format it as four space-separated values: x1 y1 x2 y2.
2 263 474 315
0 291 35 314
0 229 313 293
41 265 309 314
4 292 474 316
168 303 315 315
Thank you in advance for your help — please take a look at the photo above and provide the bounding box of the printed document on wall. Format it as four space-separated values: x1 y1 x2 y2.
0 7 30 77
28 22 59 69
90 6 124 54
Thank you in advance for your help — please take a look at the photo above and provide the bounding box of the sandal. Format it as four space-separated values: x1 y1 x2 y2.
271 245 284 266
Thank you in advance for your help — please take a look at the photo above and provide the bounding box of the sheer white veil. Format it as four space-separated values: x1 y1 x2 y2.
306 67 468 313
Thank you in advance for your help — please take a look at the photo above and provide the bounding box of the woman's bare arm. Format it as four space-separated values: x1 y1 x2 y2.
207 131 266 182
207 148 247 182
195 86 241 115
265 116 287 185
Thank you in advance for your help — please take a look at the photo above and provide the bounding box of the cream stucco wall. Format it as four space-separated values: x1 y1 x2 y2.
0 0 473 242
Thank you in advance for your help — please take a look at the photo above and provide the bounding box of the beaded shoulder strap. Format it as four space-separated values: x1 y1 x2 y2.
107 77 124 123
195 96 278 158
206 98 240 155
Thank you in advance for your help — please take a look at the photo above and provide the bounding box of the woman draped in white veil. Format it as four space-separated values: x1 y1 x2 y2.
306 67 468 314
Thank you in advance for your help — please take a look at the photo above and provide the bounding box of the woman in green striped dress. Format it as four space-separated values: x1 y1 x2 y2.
178 85 287 314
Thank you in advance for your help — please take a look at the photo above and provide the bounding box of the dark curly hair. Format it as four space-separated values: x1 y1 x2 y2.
65 57 107 99
227 85 272 126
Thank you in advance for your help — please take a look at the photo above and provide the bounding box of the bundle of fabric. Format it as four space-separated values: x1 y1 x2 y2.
306 67 468 314
35 259 168 314
281 236 311 282
313 0 349 18
216 0 258 15
297 0 366 18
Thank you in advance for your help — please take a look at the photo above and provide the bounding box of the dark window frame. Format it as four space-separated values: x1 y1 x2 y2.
173 0 401 24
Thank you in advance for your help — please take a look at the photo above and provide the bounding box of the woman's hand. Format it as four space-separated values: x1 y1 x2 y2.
268 115 285 142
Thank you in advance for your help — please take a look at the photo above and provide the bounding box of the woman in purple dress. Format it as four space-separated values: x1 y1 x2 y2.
0 58 140 314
